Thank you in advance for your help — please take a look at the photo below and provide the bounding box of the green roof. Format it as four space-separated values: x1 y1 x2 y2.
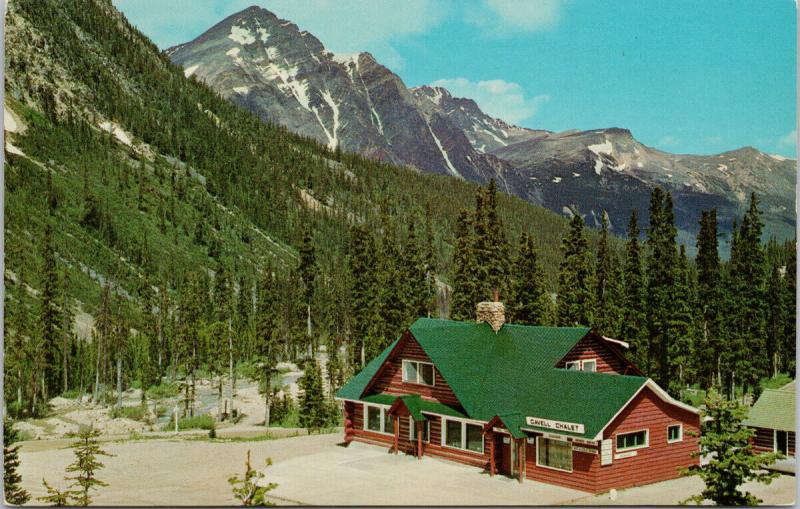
744 381 795 432
361 393 468 420
337 318 649 439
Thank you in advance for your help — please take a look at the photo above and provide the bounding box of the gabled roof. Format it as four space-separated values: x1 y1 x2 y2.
744 381 795 432
337 318 667 440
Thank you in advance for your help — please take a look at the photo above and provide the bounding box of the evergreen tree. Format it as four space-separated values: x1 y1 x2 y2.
765 262 784 378
402 221 429 320
298 227 317 340
695 209 722 387
782 244 796 375
483 180 511 298
668 245 695 394
4 419 30 505
645 188 678 389
592 212 621 336
620 211 647 368
556 213 594 326
39 222 63 399
254 267 277 361
681 388 780 505
509 232 550 325
450 210 477 321
371 212 405 359
347 225 377 368
297 360 329 430
228 450 277 506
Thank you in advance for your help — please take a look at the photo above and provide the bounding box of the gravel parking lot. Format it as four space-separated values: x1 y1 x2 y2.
17 433 796 506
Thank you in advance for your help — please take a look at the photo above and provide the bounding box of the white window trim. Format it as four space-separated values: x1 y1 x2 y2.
401 359 436 387
535 436 574 473
441 417 485 454
564 359 597 372
565 360 581 370
667 423 683 443
363 403 394 436
615 429 649 452
774 429 790 455
408 417 431 443
581 359 597 372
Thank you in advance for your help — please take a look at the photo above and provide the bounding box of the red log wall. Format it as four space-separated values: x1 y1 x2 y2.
555 334 630 374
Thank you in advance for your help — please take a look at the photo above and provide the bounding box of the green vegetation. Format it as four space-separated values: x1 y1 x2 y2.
109 405 147 422
4 418 31 505
39 425 113 506
228 450 277 506
760 373 793 391
164 414 215 432
681 388 781 505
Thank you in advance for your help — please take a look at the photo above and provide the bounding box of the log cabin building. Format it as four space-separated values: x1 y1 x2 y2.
335 301 701 494
744 381 795 473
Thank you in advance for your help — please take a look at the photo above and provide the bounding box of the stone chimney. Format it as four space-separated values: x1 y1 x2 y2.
476 290 505 332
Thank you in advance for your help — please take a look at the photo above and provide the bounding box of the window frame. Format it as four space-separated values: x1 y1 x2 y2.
401 359 436 387
535 436 574 473
564 359 597 372
581 359 597 372
441 417 485 454
565 360 581 371
615 429 649 452
667 424 683 444
775 430 789 455
363 403 394 436
408 417 431 443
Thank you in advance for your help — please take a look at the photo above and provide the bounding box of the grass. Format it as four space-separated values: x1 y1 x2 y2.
161 414 215 432
110 405 148 421
760 373 793 391
147 381 181 400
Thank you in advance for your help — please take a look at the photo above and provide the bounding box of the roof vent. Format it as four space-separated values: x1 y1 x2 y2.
476 290 505 332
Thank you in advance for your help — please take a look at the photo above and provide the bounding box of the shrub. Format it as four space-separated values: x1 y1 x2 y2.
162 414 215 431
146 381 180 400
109 405 146 421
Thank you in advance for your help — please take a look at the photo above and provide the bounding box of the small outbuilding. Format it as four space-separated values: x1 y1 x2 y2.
744 381 795 473
335 301 700 494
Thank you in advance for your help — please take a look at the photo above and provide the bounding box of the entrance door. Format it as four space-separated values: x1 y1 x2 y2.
776 430 789 455
499 435 512 476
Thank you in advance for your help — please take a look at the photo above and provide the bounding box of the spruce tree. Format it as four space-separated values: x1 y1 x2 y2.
347 224 377 368
298 227 317 340
782 244 796 375
682 388 780 505
298 360 328 430
556 213 594 327
509 232 550 325
471 189 492 301
695 209 722 387
483 180 511 298
39 222 63 399
645 188 678 389
667 245 695 395
372 212 405 358
765 262 784 378
402 221 429 320
450 210 477 321
4 419 30 505
592 212 621 336
620 211 647 369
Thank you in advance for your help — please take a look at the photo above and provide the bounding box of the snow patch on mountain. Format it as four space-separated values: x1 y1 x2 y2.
588 138 613 157
321 89 340 150
233 86 250 95
184 64 200 78
427 123 461 178
229 25 255 45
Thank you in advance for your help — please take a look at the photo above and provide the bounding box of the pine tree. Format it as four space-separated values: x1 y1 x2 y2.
681 388 780 505
39 222 63 399
765 262 784 378
347 224 377 368
695 209 722 388
592 212 621 336
372 212 405 359
483 180 511 298
228 450 277 506
667 245 695 395
298 227 317 340
254 267 277 362
556 214 594 327
645 188 678 389
4 419 31 505
620 211 647 369
509 232 550 325
782 244 796 375
298 360 329 430
450 210 477 321
402 221 429 320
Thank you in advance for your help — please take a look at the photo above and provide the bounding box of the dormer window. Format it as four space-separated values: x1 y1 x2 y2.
565 359 597 372
402 360 435 386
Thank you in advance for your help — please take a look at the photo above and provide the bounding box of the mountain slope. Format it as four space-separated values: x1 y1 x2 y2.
166 7 510 185
493 128 796 245
4 0 590 326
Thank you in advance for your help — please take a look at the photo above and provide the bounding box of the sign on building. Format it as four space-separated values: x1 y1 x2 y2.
525 416 585 434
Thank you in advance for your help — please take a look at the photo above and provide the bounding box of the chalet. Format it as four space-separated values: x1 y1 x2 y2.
335 301 700 494
744 381 795 473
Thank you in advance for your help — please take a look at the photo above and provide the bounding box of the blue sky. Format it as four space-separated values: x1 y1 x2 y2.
115 0 797 157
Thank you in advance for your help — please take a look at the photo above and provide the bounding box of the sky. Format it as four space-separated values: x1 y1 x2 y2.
115 0 797 157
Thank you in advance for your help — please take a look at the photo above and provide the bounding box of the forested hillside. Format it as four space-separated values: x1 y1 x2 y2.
3 0 794 424
3 0 596 416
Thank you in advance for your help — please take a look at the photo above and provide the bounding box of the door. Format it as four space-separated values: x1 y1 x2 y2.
776 430 789 455
499 435 512 476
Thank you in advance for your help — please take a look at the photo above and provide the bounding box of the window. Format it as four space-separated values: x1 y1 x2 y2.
442 419 484 453
409 418 430 443
364 405 394 435
564 359 596 372
402 360 435 386
667 424 682 443
616 430 648 451
775 430 789 456
536 437 573 472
